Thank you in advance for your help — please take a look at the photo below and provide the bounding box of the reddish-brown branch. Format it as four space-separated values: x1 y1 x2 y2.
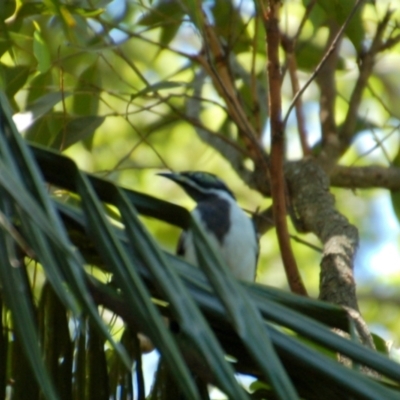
195 20 271 190
262 0 307 296
197 24 261 159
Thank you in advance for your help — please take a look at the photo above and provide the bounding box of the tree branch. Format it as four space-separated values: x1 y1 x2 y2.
186 71 271 195
317 7 391 171
263 0 307 296
189 17 272 196
315 21 341 148
196 20 267 168
284 160 374 345
282 0 364 129
281 34 311 157
285 161 358 308
330 165 400 190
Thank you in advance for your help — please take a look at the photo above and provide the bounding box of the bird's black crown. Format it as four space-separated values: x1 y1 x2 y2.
159 171 235 201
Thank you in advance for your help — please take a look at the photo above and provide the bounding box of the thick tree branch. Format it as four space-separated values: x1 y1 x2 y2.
284 160 373 345
285 161 358 307
330 165 400 190
255 164 400 235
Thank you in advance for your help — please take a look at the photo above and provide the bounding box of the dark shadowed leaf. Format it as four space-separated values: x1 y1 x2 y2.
0 65 30 109
24 92 72 128
51 115 105 150
304 0 365 50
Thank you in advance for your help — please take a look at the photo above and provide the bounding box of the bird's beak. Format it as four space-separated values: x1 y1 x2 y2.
158 171 183 184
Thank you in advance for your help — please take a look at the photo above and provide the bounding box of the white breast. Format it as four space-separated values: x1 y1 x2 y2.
181 193 258 282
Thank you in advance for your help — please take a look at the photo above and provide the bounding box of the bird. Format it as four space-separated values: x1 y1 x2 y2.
159 171 258 282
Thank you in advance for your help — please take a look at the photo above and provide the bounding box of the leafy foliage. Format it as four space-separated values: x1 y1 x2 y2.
2 0 400 399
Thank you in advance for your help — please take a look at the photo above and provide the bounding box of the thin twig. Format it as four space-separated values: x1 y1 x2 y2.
280 0 317 80
349 120 398 166
367 82 397 119
338 8 393 149
251 12 261 136
282 35 311 156
283 0 365 129
289 235 322 253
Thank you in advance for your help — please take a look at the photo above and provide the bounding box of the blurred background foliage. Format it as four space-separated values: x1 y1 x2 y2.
2 0 400 398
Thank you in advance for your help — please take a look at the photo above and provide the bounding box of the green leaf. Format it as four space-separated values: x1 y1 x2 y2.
25 143 400 398
72 62 102 150
24 92 72 126
65 5 104 18
0 64 30 109
183 0 203 30
296 40 345 72
0 226 59 400
51 115 105 150
137 0 185 46
137 0 184 27
73 173 203 400
72 63 101 117
16 2 48 18
116 189 249 400
16 2 104 19
191 219 298 400
25 111 66 146
0 91 131 370
307 0 365 51
371 333 389 356
26 71 54 105
33 29 51 73
211 1 251 53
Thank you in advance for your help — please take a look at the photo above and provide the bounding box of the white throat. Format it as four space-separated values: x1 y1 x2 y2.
182 191 258 282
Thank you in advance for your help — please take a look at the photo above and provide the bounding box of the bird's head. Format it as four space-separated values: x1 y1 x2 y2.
158 171 235 202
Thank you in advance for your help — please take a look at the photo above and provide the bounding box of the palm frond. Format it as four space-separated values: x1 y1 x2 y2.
0 93 400 399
